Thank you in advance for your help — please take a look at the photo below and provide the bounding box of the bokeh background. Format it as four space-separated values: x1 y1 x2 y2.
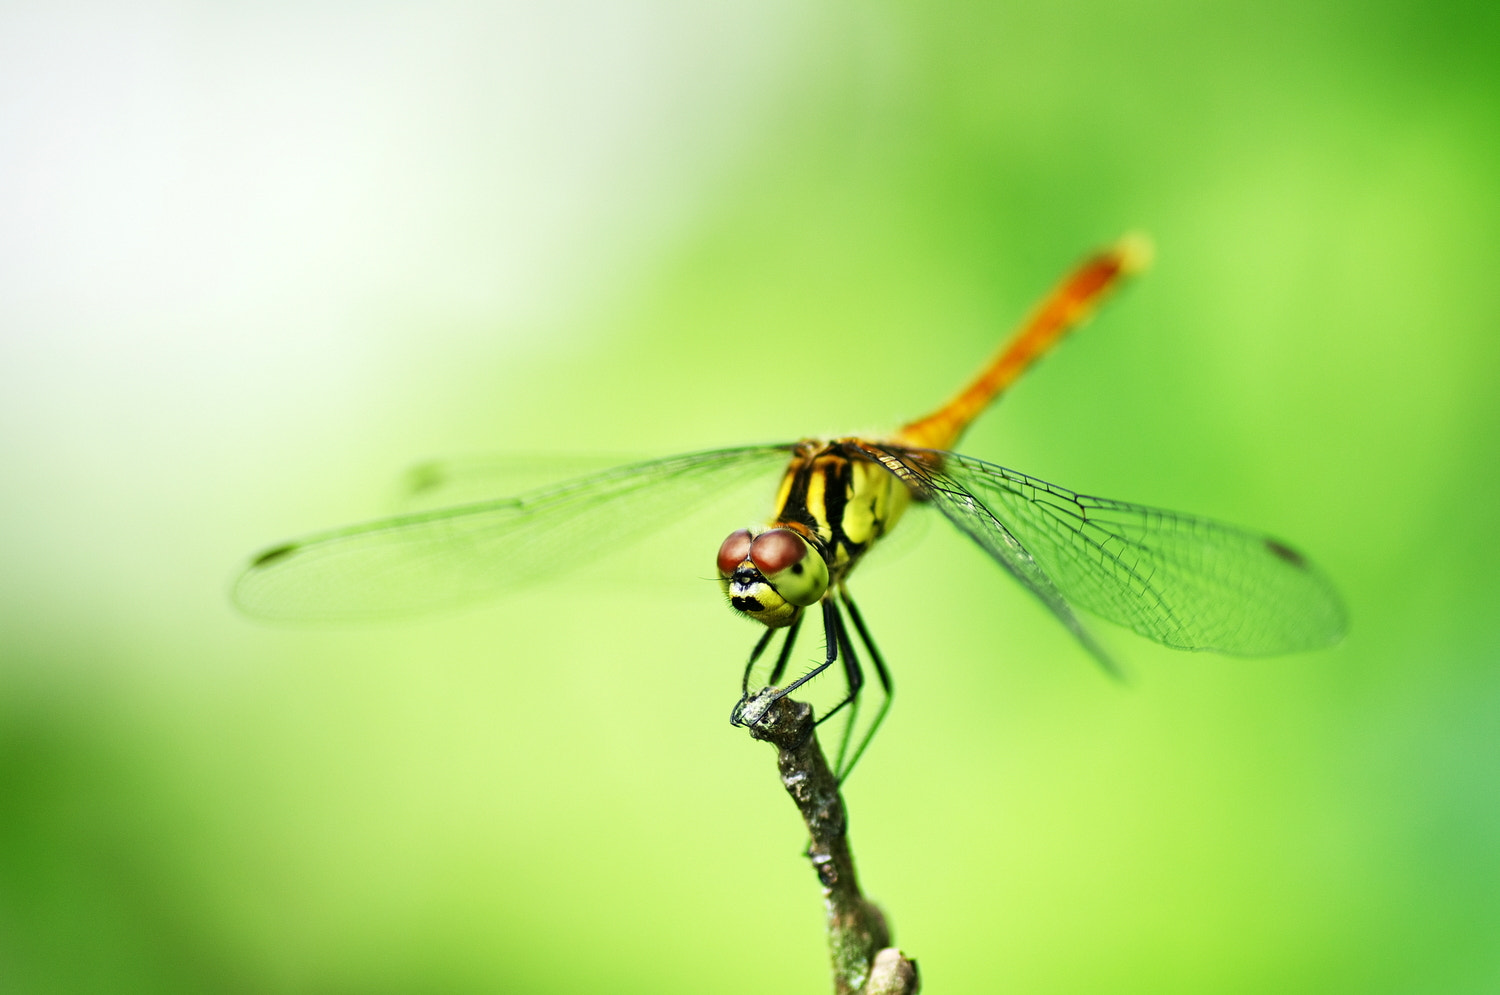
3 1 1497 992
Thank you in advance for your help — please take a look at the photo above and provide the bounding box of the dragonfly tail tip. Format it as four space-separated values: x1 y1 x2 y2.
1114 232 1154 275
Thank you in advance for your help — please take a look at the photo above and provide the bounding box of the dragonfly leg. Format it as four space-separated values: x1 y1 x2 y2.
731 612 804 726
828 590 893 782
764 614 804 688
769 599 843 701
823 604 866 778
730 596 892 782
740 626 778 698
759 595 880 783
732 601 842 729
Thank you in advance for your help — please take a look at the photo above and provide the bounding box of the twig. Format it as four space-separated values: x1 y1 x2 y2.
744 690 920 995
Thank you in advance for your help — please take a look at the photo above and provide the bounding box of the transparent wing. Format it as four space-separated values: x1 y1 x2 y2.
855 444 1118 669
862 444 1347 656
233 444 795 623
396 453 647 512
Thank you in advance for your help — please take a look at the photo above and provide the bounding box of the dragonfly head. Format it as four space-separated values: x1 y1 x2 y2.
716 526 829 628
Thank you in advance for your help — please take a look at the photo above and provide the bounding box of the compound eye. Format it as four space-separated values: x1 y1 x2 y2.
749 528 807 575
716 529 753 576
749 527 828 608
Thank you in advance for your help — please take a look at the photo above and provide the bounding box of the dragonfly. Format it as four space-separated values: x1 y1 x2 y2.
234 236 1346 778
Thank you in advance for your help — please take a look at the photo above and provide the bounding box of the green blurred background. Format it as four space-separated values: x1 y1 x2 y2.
3 0 1497 992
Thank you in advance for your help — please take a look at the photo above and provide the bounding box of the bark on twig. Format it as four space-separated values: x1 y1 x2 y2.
743 690 920 995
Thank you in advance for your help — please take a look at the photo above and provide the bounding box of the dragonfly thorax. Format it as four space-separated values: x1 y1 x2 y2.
773 439 913 577
716 526 830 628
715 440 915 630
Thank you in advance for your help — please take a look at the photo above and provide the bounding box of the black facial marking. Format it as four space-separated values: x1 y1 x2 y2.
731 596 764 613
732 565 764 585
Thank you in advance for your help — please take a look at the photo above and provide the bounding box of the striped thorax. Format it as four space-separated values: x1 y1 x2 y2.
716 440 911 628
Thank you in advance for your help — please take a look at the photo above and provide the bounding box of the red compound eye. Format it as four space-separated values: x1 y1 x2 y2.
749 528 806 575
716 529 753 576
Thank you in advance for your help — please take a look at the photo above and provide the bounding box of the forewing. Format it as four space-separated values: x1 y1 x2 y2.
233 445 795 623
863 445 1346 655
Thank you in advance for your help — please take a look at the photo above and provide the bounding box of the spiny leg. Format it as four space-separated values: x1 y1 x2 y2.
829 590 893 782
811 604 862 727
731 605 832 728
771 596 872 781
730 596 890 783
765 613 804 688
823 602 866 779
739 626 777 697
750 600 870 780
732 619 795 725
773 599 843 701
